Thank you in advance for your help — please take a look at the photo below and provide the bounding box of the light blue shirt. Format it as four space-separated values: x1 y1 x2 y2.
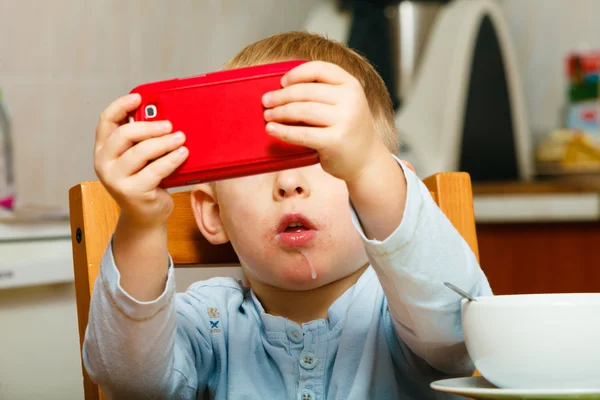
83 161 492 399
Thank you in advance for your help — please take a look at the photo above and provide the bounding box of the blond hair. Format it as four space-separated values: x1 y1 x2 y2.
225 31 399 154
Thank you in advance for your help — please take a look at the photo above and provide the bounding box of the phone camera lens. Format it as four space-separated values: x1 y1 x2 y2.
145 105 157 119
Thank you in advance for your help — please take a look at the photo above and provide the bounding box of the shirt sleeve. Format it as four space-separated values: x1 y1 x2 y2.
82 238 214 399
350 156 493 375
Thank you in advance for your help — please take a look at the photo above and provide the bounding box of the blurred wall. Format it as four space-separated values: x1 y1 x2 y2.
0 0 319 213
3 0 599 213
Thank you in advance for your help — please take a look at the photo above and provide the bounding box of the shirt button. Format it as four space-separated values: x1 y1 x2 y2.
299 350 317 370
298 388 316 400
286 326 303 344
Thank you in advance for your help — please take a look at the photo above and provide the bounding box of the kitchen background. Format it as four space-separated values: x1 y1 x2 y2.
2 0 600 398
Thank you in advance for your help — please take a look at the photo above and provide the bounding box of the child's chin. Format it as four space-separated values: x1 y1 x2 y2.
277 269 323 290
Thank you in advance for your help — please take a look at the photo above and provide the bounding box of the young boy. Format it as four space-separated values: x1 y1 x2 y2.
87 31 491 399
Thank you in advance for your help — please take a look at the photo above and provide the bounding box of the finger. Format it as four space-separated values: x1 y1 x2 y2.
136 146 189 188
282 61 353 87
101 120 173 159
95 93 141 148
264 102 335 127
262 83 340 108
116 131 186 176
266 122 324 149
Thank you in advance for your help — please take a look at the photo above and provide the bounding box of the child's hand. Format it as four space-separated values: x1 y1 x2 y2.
262 61 389 185
93 93 188 229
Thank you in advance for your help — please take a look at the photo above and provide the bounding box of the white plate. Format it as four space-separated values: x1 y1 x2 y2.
431 377 600 399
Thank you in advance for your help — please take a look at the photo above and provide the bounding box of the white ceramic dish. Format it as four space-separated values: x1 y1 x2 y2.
431 376 600 399
461 293 600 389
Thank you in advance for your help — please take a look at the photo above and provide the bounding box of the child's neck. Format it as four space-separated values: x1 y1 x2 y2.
248 264 369 325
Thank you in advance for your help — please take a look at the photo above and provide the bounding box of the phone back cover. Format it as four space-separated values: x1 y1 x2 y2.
130 60 319 187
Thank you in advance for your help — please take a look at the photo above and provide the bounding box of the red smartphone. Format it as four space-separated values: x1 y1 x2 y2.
128 60 319 188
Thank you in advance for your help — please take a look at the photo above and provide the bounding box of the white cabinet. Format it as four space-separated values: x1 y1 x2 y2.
0 221 72 289
0 221 82 399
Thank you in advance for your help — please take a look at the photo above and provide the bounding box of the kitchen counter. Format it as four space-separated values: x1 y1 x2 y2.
0 219 71 241
473 179 600 223
471 177 600 296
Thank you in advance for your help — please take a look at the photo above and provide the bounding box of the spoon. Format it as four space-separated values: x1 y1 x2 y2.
444 282 477 302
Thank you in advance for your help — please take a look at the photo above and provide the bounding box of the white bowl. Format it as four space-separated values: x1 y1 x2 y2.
461 293 600 389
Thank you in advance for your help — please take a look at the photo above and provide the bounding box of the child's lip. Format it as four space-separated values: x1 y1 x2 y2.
276 229 317 248
276 212 317 233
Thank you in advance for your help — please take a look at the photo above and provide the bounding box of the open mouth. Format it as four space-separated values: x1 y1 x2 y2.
277 213 316 234
276 213 317 247
284 222 309 233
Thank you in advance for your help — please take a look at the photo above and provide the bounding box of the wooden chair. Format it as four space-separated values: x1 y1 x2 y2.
68 172 479 400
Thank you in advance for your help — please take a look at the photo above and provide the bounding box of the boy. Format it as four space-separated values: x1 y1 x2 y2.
87 31 491 399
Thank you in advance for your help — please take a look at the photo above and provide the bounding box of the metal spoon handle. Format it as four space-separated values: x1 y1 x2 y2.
444 282 477 302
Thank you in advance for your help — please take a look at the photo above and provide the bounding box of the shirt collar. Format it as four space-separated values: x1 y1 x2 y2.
249 266 376 333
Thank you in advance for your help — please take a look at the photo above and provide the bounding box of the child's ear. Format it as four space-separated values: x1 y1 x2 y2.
191 183 230 245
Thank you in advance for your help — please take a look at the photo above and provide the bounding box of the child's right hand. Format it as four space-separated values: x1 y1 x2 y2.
94 93 188 230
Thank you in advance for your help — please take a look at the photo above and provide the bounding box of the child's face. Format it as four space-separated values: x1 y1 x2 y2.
214 164 368 290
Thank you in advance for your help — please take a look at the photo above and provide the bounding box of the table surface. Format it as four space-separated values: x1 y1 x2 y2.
473 176 600 195
471 176 600 223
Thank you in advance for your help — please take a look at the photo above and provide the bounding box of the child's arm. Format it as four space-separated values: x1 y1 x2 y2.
83 242 212 398
262 61 491 375
349 158 491 375
84 94 210 396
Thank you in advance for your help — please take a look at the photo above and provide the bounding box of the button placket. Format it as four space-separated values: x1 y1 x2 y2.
297 388 316 400
297 321 326 399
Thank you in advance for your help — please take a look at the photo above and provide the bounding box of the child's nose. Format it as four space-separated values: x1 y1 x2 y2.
273 170 310 200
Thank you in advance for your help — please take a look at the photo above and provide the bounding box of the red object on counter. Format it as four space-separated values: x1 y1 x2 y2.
566 51 600 79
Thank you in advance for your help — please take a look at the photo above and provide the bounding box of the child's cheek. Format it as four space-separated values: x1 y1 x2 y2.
261 231 276 265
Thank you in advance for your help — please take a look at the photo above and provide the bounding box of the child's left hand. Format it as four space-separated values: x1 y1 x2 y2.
262 61 389 185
